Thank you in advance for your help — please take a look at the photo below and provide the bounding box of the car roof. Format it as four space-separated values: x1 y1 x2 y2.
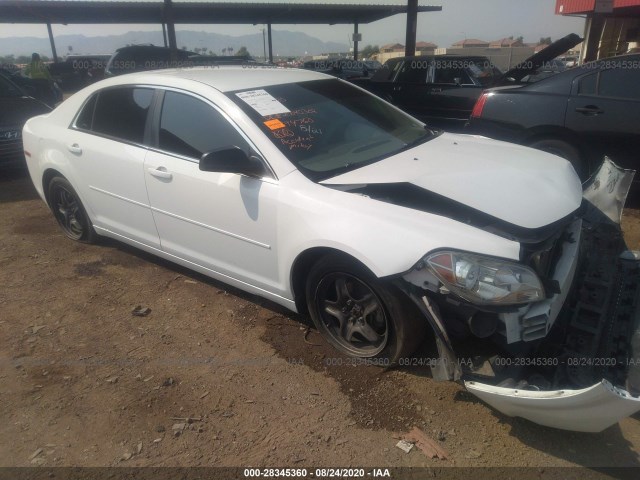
115 45 166 51
106 66 330 92
493 53 640 93
386 55 490 63
539 53 640 82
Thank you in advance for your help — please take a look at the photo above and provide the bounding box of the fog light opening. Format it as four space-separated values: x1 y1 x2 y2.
468 312 498 339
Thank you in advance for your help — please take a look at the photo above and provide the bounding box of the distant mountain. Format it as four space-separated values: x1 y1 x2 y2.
0 29 349 58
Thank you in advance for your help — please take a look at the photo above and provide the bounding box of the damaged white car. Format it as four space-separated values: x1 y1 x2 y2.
23 67 640 432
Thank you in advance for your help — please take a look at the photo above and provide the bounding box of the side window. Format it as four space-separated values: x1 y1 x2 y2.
578 72 598 96
159 91 248 159
598 68 640 100
92 88 153 143
434 66 472 85
396 61 428 83
74 94 97 130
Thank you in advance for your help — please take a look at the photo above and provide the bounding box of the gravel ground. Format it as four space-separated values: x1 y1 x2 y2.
1 169 639 476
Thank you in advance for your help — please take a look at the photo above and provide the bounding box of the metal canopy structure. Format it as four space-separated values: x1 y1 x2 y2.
0 1 441 24
0 1 442 62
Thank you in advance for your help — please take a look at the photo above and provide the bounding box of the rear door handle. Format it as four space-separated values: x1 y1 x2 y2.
147 167 173 180
67 143 82 154
575 106 604 115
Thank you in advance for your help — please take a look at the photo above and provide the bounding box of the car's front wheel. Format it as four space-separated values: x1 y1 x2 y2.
306 253 425 364
48 176 97 243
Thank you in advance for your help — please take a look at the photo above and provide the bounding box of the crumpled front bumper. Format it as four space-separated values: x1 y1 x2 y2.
465 379 640 433
464 158 640 432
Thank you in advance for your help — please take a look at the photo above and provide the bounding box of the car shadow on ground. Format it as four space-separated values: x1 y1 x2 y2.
453 389 640 470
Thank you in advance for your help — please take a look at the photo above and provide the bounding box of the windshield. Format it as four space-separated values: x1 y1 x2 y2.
228 79 436 181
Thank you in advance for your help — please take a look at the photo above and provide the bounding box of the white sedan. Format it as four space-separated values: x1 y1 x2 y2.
23 66 640 432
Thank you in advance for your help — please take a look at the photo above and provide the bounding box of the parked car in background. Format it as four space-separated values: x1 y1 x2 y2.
351 55 502 130
49 54 111 91
104 45 197 76
0 66 61 108
22 67 640 432
0 72 51 167
468 54 640 181
302 58 379 79
559 55 579 67
188 55 261 67
519 58 567 83
352 34 582 131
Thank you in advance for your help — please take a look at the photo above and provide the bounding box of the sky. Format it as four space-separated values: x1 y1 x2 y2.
0 0 586 48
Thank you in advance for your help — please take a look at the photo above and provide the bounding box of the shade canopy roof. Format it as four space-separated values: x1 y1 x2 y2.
0 1 442 25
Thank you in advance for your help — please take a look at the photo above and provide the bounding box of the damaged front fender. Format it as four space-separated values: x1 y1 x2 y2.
463 159 640 432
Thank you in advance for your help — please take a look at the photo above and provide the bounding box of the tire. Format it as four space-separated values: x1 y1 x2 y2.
528 138 587 180
47 176 97 243
305 253 425 364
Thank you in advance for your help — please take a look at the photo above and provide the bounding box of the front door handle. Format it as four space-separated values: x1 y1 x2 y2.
147 167 173 180
575 106 604 115
67 143 82 154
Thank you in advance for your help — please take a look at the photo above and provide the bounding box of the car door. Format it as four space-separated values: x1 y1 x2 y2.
429 59 483 130
384 59 431 121
67 86 160 248
144 89 280 292
566 66 640 172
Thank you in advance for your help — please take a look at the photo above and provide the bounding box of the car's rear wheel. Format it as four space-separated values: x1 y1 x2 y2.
306 253 425 364
528 138 587 180
48 177 97 243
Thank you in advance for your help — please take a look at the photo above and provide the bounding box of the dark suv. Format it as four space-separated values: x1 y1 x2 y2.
105 45 196 76
351 55 501 130
303 59 380 80
352 33 583 131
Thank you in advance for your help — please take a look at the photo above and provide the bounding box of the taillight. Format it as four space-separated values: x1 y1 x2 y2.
471 92 490 118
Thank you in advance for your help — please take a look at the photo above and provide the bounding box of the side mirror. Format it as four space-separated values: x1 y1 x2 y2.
199 146 268 178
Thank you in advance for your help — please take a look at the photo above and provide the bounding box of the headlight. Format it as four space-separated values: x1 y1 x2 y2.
425 251 544 305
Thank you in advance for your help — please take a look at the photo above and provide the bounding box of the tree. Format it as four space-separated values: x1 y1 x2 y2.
361 44 379 59
539 37 552 45
236 46 250 57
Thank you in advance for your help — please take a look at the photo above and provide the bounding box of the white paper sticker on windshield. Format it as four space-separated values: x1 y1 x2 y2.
235 89 290 116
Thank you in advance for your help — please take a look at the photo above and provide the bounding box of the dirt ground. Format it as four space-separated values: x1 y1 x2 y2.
1 169 640 475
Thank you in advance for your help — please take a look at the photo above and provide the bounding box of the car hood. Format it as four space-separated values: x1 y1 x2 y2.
499 33 582 84
321 133 583 231
0 96 51 127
